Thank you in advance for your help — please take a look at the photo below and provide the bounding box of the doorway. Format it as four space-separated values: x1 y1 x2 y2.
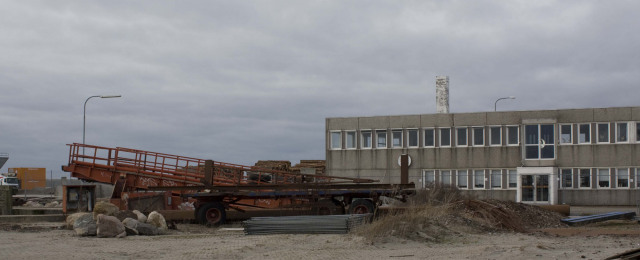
520 175 549 202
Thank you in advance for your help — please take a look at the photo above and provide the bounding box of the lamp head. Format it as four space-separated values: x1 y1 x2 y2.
100 95 122 98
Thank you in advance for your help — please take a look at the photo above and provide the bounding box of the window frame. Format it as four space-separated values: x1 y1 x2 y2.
345 130 357 150
422 170 435 189
440 170 452 186
490 169 502 189
597 168 610 189
524 124 556 160
616 122 629 143
456 127 468 147
578 168 591 189
473 169 485 189
407 128 419 148
423 128 435 148
559 124 573 145
330 131 342 150
457 169 468 189
507 169 517 189
439 128 451 147
472 126 484 146
636 123 640 143
616 168 630 189
489 126 502 146
597 123 610 144
360 130 372 149
376 129 387 149
560 168 573 189
506 125 519 146
391 129 403 149
578 123 591 144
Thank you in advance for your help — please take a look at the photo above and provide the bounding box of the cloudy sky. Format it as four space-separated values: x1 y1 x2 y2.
1 1 638 177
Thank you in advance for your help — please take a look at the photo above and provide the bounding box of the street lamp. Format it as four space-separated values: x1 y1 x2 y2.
83 95 122 149
494 96 515 111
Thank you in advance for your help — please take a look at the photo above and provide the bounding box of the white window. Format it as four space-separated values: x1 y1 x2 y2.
472 127 484 146
439 128 451 147
456 127 468 146
392 129 403 148
507 126 519 145
489 126 501 146
561 168 573 188
579 168 591 188
473 170 485 189
440 170 451 185
560 124 572 144
508 169 517 188
597 168 610 188
617 168 629 188
376 130 387 149
525 124 555 159
407 129 419 148
616 122 628 143
361 130 372 149
330 131 342 150
457 170 468 189
424 128 435 147
597 123 610 143
345 131 356 149
490 170 502 189
423 170 435 188
578 123 591 144
636 123 640 142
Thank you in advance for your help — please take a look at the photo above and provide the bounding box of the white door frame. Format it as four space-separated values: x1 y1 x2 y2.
516 167 558 205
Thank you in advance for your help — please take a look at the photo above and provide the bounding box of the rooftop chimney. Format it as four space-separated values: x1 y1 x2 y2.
436 76 449 113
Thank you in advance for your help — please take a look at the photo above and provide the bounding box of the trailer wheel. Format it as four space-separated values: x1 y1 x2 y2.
348 199 375 215
197 202 226 226
313 199 345 215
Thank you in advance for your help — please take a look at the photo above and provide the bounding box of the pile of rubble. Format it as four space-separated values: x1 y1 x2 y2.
66 201 168 238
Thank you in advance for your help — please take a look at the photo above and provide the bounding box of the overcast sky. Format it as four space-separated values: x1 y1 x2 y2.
1 1 639 178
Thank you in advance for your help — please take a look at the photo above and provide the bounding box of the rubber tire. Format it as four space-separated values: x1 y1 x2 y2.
348 199 375 215
312 199 345 215
197 202 226 226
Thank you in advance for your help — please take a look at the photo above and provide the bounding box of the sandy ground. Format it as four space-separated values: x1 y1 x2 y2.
1 221 639 260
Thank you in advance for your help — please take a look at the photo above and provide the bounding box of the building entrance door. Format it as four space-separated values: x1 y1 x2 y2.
520 175 549 202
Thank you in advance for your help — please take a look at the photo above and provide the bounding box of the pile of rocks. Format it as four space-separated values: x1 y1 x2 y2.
66 201 168 238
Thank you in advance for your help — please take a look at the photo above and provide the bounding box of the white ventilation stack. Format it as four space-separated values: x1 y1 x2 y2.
436 76 449 113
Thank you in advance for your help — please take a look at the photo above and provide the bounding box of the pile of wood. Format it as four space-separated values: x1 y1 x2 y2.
292 160 326 175
253 160 326 175
254 160 292 172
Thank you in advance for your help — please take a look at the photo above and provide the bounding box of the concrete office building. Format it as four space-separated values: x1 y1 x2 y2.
325 106 640 206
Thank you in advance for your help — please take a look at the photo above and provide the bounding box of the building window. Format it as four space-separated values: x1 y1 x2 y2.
578 124 591 144
424 128 435 147
407 129 419 148
490 170 502 189
440 128 451 147
456 127 468 146
579 169 591 188
597 168 610 188
376 130 387 149
392 130 403 148
637 123 640 142
361 130 372 149
507 126 519 145
440 170 451 185
560 124 572 144
423 170 435 188
457 170 468 189
561 169 573 188
472 127 484 146
473 170 484 189
508 169 517 188
330 131 342 150
525 124 555 159
597 123 610 143
617 168 629 188
346 131 356 149
490 126 501 146
616 122 628 143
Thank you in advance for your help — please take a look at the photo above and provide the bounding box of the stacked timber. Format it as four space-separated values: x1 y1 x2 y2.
242 214 371 235
292 160 326 175
254 160 291 172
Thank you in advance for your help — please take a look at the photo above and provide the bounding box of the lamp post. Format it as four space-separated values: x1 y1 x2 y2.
83 95 122 152
494 96 515 111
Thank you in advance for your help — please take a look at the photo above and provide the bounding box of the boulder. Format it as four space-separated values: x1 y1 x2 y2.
146 211 168 233
93 202 120 220
73 213 97 236
136 222 160 236
96 214 126 238
114 210 138 222
66 212 91 230
132 210 147 223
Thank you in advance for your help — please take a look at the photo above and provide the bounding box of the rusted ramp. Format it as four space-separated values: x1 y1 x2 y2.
561 211 636 226
605 247 640 260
